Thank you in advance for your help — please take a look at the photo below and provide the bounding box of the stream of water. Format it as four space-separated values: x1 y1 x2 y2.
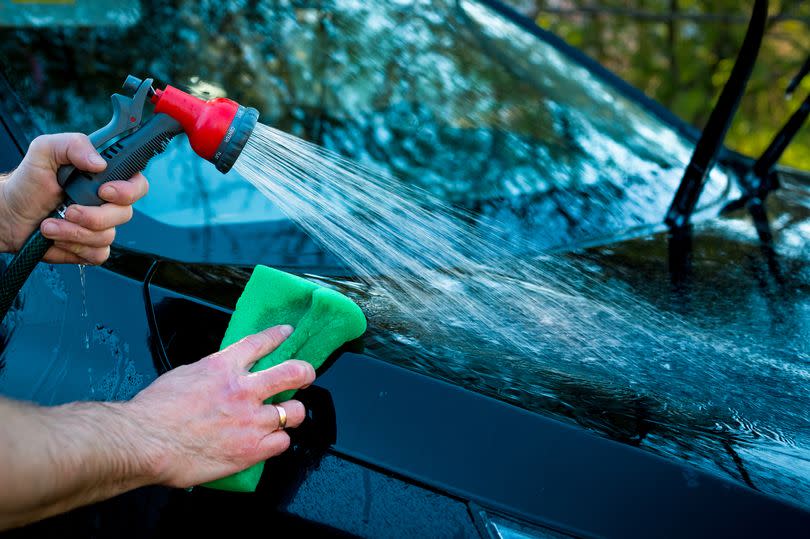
234 122 810 506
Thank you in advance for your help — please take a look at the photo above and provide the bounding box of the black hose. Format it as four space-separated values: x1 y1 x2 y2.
0 227 55 321
0 113 184 323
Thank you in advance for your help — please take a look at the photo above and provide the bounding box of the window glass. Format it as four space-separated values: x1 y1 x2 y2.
0 0 737 246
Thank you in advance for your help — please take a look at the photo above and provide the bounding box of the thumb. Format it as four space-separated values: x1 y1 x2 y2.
28 133 107 173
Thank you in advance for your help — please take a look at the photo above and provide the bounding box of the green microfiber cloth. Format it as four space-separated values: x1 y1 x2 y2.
203 265 366 492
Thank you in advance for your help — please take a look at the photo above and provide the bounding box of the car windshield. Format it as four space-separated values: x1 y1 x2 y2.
0 0 738 252
8 0 809 512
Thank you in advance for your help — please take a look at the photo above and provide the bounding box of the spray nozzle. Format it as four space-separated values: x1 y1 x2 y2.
142 77 259 173
54 74 259 208
118 74 259 173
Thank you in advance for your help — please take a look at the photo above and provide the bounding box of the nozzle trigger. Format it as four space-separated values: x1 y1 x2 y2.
57 75 154 189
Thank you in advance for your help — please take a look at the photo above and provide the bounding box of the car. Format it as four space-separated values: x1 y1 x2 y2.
0 0 808 537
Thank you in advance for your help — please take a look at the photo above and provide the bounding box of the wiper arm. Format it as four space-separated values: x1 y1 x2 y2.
786 55 810 98
664 0 767 230
755 53 810 180
752 93 810 182
723 54 810 211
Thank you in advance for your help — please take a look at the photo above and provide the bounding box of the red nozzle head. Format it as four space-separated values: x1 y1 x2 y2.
151 84 258 173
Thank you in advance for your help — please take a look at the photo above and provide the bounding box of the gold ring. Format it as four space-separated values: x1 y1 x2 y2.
274 404 287 430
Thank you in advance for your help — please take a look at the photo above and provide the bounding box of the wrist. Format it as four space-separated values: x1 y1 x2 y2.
117 400 173 486
54 401 163 491
0 175 11 252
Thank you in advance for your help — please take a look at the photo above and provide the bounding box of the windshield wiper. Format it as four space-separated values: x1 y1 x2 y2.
786 55 810 98
723 54 810 217
664 0 767 230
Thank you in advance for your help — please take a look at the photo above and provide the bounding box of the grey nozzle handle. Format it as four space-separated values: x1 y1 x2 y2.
57 113 183 207
56 77 154 188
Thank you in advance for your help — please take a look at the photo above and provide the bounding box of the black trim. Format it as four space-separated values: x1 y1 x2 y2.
143 260 172 373
316 352 810 538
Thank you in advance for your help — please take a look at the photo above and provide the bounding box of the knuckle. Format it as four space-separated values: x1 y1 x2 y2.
277 432 291 452
285 400 306 423
87 212 105 230
69 226 84 242
206 350 228 368
29 134 49 151
277 361 309 384
287 360 314 382
90 246 110 265
240 334 265 356
227 375 251 400
234 440 256 461
67 132 89 148
105 228 117 245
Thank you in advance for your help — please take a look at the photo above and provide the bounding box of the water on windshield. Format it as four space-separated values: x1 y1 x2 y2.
1 0 807 510
237 122 810 510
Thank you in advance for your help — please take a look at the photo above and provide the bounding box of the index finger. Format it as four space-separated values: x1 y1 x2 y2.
220 325 294 370
98 172 150 205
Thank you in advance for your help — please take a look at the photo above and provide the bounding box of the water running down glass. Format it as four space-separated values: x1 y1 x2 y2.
234 122 810 505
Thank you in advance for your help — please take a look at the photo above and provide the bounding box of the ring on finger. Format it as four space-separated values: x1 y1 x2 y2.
274 404 287 430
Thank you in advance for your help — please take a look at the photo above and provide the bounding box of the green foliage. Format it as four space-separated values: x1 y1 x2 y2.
514 0 810 170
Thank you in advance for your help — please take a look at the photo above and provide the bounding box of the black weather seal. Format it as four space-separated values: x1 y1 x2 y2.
664 0 767 230
142 260 172 373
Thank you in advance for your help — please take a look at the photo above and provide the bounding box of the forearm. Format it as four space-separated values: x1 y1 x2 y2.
0 397 158 530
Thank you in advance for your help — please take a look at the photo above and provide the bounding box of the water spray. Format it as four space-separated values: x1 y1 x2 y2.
0 74 259 320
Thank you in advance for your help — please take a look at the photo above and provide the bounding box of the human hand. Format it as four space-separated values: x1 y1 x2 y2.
124 325 315 488
0 133 149 264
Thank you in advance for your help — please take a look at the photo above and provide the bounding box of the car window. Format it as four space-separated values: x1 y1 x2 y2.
0 0 737 247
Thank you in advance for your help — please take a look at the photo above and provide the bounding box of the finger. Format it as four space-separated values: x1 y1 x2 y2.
258 399 306 431
257 430 291 460
43 245 91 265
98 173 150 205
246 360 316 399
65 204 133 231
29 133 106 173
220 325 295 370
51 242 110 265
41 218 115 247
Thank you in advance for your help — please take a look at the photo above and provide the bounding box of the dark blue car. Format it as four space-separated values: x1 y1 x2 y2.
0 1 808 536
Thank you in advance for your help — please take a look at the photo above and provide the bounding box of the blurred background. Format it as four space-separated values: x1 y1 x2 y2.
504 0 810 170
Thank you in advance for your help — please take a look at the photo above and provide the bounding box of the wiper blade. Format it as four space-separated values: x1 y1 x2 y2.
723 55 810 210
786 55 810 98
665 0 767 230
753 93 810 181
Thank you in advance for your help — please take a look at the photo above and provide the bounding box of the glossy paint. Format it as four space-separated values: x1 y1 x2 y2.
0 1 808 535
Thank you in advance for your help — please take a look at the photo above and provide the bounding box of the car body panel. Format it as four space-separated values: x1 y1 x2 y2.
0 1 808 536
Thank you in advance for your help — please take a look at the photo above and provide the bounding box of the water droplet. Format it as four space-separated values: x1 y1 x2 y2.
78 264 88 318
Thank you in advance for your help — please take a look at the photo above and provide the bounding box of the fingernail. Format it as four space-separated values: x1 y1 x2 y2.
42 220 58 235
100 185 116 199
88 152 106 167
277 325 294 337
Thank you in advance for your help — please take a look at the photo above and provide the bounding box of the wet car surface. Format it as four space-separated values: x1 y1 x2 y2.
0 0 808 536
